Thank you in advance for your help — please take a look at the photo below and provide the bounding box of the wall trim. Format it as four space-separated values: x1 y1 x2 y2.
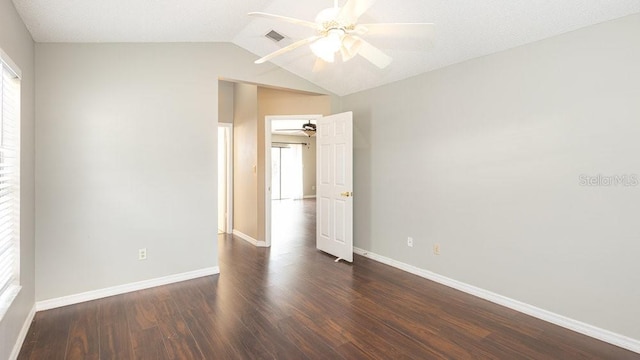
36 267 220 311
303 195 317 199
233 229 268 247
9 304 36 360
353 247 640 354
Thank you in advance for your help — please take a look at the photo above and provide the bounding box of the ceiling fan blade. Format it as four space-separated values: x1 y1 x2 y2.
312 58 327 73
356 23 435 38
340 46 356 63
255 36 322 64
340 35 362 62
355 37 392 68
248 12 318 29
338 0 376 24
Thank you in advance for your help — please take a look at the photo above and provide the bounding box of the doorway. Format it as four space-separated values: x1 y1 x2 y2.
265 115 321 247
218 123 233 234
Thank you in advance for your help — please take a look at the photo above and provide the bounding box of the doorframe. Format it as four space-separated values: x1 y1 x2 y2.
218 123 234 234
265 114 322 247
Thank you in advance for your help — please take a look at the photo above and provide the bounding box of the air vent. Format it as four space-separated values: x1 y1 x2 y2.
265 30 285 43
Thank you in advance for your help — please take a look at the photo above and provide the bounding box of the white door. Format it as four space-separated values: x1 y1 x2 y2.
316 112 353 262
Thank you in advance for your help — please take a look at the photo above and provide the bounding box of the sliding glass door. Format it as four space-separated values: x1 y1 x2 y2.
271 145 303 200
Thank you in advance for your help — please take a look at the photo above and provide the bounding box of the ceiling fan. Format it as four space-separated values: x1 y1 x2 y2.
274 121 317 137
249 0 434 70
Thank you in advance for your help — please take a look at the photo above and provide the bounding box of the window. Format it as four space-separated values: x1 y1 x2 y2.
0 49 21 321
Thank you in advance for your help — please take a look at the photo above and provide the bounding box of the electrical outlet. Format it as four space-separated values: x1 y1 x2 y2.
138 248 147 260
433 243 441 255
407 237 414 247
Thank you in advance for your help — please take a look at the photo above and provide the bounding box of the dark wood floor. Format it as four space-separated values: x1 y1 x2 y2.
18 199 639 359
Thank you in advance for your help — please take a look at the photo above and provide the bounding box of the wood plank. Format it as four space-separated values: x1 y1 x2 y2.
130 326 170 360
180 308 239 360
182 303 274 360
28 306 75 360
207 279 307 359
65 301 100 360
99 295 134 359
335 341 376 359
236 309 309 360
125 290 160 332
276 316 346 360
153 298 205 360
164 277 218 314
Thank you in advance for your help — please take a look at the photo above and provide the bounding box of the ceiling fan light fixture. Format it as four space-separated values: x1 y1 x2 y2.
303 129 316 137
249 0 435 69
310 29 344 63
315 7 340 24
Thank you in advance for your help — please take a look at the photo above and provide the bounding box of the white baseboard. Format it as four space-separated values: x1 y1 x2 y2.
233 229 267 247
36 267 220 311
303 195 316 199
353 247 640 354
9 304 36 360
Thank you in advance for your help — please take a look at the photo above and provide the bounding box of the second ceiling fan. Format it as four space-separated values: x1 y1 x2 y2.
250 0 434 69
274 120 317 137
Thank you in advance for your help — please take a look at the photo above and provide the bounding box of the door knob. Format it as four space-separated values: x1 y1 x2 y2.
340 191 353 197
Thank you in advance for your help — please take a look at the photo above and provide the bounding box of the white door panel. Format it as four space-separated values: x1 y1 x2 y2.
316 112 353 262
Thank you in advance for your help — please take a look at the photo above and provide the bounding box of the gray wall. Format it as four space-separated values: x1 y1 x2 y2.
218 80 234 124
342 13 640 340
35 43 330 301
0 0 36 358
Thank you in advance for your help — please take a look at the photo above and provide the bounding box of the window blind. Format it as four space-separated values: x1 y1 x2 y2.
0 51 21 319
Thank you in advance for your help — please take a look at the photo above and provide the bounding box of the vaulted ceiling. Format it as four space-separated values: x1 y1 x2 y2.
12 0 640 95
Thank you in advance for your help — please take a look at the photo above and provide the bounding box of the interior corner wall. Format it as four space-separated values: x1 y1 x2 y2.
233 83 259 240
218 80 235 124
34 42 331 302
341 13 640 340
0 0 36 358
257 88 331 242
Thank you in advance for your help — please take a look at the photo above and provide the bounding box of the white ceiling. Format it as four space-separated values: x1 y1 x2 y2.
13 0 640 96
